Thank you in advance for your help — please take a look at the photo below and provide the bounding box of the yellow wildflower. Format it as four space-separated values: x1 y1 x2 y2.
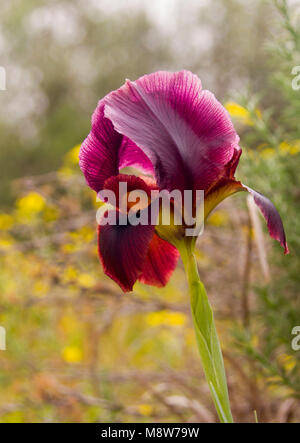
16 192 46 222
225 102 253 126
64 145 81 166
78 273 96 288
279 141 300 156
260 148 276 159
33 281 49 297
277 353 297 372
138 404 153 417
146 310 187 327
62 345 83 363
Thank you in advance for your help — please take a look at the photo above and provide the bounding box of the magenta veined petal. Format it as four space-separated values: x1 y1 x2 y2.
104 70 239 192
79 100 154 193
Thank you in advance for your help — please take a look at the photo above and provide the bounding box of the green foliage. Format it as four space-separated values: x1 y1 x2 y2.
229 0 300 402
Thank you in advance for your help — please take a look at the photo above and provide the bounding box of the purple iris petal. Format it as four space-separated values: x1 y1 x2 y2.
244 186 289 254
118 137 154 174
80 70 288 293
104 70 239 192
205 178 289 254
79 100 153 192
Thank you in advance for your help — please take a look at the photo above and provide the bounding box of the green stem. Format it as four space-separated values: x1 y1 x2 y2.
179 240 233 423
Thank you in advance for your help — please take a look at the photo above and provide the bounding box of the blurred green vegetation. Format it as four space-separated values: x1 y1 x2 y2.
229 0 300 405
0 0 299 423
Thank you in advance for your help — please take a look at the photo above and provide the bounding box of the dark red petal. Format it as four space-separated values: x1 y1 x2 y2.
139 234 180 287
224 146 242 179
79 100 153 193
98 210 155 292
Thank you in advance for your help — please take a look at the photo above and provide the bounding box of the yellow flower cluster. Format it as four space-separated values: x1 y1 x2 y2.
258 141 300 159
146 310 187 327
16 192 46 217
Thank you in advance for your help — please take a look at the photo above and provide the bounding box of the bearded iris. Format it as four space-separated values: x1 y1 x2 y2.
79 70 288 422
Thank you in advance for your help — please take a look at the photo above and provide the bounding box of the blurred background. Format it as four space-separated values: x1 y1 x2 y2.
0 0 299 423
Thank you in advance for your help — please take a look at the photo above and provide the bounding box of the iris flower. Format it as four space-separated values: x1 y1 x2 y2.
79 70 288 423
79 70 288 292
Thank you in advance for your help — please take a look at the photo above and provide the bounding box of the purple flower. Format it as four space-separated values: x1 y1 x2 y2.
79 70 288 292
